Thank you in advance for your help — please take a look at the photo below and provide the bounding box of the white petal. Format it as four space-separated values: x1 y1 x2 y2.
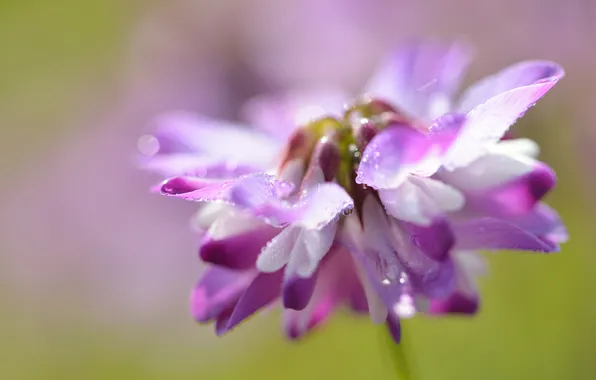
256 226 300 272
490 138 539 158
438 152 536 191
379 176 465 226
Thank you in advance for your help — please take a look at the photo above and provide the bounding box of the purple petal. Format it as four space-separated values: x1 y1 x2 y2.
160 173 294 206
356 127 437 189
364 41 473 120
389 219 456 298
453 217 559 252
428 292 479 315
200 226 279 270
356 116 465 190
505 203 568 245
147 111 280 168
444 61 564 170
284 296 335 340
217 271 284 335
190 267 253 323
385 312 401 343
475 163 556 216
283 271 318 311
399 220 454 262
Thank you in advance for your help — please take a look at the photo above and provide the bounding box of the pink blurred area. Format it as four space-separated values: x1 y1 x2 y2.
0 0 594 343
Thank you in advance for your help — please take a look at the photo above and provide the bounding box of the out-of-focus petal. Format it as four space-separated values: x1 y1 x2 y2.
141 153 261 177
443 62 564 170
241 91 348 141
216 271 284 335
503 203 568 246
386 311 401 343
429 251 485 315
148 111 281 168
282 271 318 311
456 61 564 113
190 267 253 323
429 291 479 315
452 218 559 252
364 41 473 120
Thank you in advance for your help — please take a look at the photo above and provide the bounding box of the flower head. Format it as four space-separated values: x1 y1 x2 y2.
139 42 567 343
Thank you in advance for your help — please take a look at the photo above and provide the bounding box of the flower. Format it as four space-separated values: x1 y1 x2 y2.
139 42 567 343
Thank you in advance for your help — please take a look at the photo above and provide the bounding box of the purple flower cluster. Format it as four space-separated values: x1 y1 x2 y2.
139 42 567 343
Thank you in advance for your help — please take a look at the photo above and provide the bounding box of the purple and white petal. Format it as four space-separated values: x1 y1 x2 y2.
440 152 556 216
257 223 338 278
356 127 440 189
356 115 465 190
160 173 294 206
443 61 564 170
364 41 473 120
200 225 279 270
456 61 564 113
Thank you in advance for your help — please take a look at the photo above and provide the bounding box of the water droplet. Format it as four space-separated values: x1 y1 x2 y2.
138 134 159 156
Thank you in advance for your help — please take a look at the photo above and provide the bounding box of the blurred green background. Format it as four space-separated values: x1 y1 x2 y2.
1 0 595 379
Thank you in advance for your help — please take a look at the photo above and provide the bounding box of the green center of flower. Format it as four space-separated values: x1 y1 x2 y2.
276 97 421 216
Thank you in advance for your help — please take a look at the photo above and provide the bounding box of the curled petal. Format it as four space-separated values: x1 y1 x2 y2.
283 271 318 311
452 218 559 252
190 267 253 323
504 203 568 246
200 226 279 270
444 61 564 170
216 271 284 335
364 41 473 120
429 251 485 315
